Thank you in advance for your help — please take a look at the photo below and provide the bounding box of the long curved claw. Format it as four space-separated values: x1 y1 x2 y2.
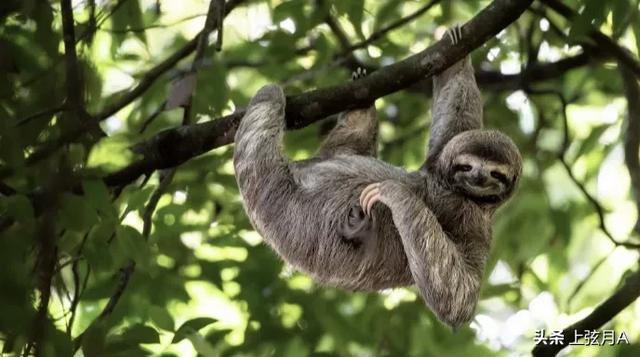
351 67 367 81
446 24 463 45
360 183 381 216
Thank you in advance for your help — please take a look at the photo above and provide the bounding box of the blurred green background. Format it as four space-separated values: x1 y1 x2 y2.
1 0 640 356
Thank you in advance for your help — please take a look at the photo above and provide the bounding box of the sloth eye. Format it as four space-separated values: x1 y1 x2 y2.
490 171 508 183
454 164 472 172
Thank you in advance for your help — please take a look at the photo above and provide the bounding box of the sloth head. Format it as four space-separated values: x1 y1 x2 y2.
438 130 522 205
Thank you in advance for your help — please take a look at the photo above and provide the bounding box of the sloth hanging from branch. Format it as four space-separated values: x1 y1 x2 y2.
233 25 522 328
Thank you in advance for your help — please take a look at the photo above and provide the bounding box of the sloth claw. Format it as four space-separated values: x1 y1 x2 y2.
446 24 463 45
351 67 367 81
360 183 381 216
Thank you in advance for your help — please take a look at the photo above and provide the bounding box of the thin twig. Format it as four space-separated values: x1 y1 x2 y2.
342 0 442 54
15 105 67 127
566 249 615 310
138 101 167 133
101 13 207 33
539 0 640 78
527 88 640 249
4 0 130 102
0 0 247 182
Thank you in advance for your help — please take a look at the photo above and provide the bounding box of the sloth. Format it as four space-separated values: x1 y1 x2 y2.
233 26 522 328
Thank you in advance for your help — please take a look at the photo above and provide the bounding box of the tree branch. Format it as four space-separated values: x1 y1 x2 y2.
76 3 227 351
96 0 243 122
0 0 247 181
104 0 535 187
342 0 442 54
621 64 640 234
529 88 640 249
538 0 640 78
532 269 640 356
60 0 84 112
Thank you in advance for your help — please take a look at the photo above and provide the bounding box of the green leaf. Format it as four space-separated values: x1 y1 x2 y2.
149 305 175 331
186 332 217 357
110 0 147 56
83 179 117 219
115 225 151 270
172 317 217 343
58 193 99 232
333 0 365 39
480 283 519 298
84 221 116 272
194 58 229 116
107 324 159 355
119 324 160 344
273 0 304 26
373 0 402 32
1 194 33 223
569 0 608 39
572 124 610 160
82 321 108 357
123 186 156 216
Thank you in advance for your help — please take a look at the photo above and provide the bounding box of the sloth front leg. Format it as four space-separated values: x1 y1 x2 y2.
360 181 483 328
426 24 482 167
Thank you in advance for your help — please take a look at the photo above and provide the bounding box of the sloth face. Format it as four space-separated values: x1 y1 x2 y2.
438 130 522 205
450 153 516 203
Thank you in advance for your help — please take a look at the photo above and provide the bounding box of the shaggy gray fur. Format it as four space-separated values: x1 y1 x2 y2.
233 46 522 328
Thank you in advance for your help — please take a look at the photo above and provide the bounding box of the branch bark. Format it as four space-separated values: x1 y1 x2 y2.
104 0 535 187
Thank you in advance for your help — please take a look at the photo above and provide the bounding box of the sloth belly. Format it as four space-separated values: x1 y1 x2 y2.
280 155 414 291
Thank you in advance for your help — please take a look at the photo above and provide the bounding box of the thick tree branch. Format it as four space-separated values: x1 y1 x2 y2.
532 269 640 356
104 0 534 187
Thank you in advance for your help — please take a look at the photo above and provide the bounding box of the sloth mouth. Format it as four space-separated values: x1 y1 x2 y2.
453 181 504 204
461 181 501 196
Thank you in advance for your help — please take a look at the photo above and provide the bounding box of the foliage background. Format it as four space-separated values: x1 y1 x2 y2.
1 0 640 356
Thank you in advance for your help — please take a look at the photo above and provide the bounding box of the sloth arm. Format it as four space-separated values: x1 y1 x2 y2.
361 180 484 328
426 55 483 167
427 24 482 166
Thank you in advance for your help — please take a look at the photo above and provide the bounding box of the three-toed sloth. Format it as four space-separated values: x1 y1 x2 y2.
233 27 522 328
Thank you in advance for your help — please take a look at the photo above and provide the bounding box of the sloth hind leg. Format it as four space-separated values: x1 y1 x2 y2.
315 68 378 159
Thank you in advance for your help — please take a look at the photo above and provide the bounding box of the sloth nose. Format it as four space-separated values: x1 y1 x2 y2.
473 173 488 185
